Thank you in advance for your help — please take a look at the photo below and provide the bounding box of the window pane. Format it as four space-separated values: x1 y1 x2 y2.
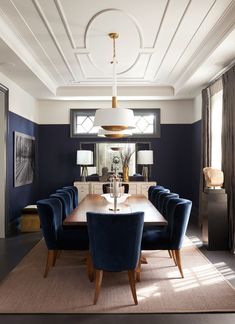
211 90 223 170
71 109 160 137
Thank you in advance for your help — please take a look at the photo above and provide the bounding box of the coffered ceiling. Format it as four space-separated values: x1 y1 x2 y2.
0 0 234 100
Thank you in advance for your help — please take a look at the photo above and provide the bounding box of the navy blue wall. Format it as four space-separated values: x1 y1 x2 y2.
7 111 39 234
38 124 196 207
7 113 201 228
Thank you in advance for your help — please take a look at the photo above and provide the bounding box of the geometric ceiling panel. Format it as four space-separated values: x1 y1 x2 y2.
0 0 234 99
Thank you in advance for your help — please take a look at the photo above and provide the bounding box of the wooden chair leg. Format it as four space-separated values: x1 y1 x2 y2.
87 253 95 282
136 257 141 282
128 270 138 305
171 250 177 266
168 250 172 258
52 250 58 266
44 250 54 278
94 270 103 305
174 250 184 278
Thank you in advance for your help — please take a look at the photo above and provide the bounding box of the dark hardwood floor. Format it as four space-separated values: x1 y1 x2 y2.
0 223 235 324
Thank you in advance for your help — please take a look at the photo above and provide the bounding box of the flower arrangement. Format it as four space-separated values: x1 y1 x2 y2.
120 145 135 167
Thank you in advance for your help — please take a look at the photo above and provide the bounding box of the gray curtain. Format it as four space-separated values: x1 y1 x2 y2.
222 65 235 253
198 88 211 226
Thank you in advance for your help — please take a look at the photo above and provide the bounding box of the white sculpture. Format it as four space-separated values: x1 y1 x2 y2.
203 167 224 188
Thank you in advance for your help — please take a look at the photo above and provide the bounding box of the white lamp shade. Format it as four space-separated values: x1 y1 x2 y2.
93 108 135 130
76 150 93 165
98 128 132 137
137 150 153 165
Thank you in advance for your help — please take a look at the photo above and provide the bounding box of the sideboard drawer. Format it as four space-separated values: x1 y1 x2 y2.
92 184 103 195
140 184 152 198
129 183 138 195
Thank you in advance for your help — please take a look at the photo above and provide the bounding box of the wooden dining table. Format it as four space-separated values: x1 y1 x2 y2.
64 194 167 227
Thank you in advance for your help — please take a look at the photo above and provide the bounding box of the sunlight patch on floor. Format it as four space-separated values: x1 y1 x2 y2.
138 284 161 300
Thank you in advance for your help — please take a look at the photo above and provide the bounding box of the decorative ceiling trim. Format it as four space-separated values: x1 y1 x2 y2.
10 0 66 84
32 0 76 81
83 8 143 49
174 0 235 93
152 0 170 48
167 0 217 79
153 0 192 80
54 0 76 49
0 12 57 95
75 52 150 79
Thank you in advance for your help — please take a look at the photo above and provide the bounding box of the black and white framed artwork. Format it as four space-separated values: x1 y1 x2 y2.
14 131 35 187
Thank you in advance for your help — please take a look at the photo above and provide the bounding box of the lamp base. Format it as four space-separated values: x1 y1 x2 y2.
81 165 88 182
142 165 149 182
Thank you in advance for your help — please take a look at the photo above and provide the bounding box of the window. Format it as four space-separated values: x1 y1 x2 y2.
70 109 160 138
211 90 223 169
210 79 223 170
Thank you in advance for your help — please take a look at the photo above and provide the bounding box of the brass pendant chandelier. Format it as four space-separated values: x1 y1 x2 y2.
94 33 135 137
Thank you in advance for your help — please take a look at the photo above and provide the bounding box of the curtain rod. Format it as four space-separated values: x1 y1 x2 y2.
207 59 235 87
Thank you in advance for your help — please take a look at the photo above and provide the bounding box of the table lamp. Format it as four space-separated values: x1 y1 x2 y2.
137 150 153 182
77 150 93 181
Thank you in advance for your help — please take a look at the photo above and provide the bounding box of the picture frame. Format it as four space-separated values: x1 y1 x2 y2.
14 131 35 187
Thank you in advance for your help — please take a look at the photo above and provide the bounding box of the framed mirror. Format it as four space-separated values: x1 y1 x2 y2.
80 142 151 178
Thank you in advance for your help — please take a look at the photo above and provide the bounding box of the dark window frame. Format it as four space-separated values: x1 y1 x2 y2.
70 109 161 138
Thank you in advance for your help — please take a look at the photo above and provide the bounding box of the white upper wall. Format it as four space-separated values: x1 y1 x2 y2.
0 70 201 124
193 93 202 122
0 72 38 123
37 99 197 125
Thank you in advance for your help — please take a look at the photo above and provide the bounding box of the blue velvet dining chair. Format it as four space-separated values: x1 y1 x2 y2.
86 211 144 305
141 197 192 278
148 185 165 201
50 191 73 220
37 198 89 278
150 187 170 206
158 192 179 215
63 186 78 208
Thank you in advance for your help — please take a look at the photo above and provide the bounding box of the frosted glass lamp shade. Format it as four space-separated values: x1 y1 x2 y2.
93 108 135 131
137 150 153 165
76 150 93 165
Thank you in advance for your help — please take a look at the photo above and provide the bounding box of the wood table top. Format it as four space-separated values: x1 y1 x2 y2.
64 194 167 226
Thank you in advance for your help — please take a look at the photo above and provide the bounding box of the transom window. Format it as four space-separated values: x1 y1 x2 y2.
70 109 160 138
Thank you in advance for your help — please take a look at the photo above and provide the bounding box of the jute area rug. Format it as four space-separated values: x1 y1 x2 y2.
0 238 235 313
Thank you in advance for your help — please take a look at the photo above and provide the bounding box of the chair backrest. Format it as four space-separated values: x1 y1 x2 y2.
37 198 63 250
63 186 78 208
50 191 73 220
56 189 73 209
152 188 170 208
148 185 165 201
87 211 144 272
158 192 179 215
166 198 192 249
102 183 129 194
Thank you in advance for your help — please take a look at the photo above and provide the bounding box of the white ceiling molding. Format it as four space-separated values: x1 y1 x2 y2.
0 0 234 99
0 8 57 95
174 0 235 94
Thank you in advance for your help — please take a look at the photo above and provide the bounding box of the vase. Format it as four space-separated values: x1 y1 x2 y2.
123 165 129 182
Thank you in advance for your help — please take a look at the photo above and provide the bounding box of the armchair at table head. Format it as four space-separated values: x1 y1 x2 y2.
36 198 89 278
63 186 78 208
50 191 73 220
86 211 144 305
141 197 192 278
102 183 129 194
